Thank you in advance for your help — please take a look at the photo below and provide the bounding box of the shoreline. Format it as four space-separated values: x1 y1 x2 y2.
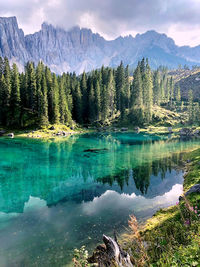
1 125 200 141
84 147 200 266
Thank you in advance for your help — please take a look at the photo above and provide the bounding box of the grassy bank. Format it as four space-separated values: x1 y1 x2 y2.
0 124 86 140
122 148 200 266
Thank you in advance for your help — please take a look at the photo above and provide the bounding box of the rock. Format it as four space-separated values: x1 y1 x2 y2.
7 133 14 138
168 127 173 133
179 128 193 136
1 16 200 75
49 126 55 130
194 129 200 135
185 184 200 196
88 234 133 267
84 148 108 153
56 132 61 136
134 127 140 133
121 127 128 132
179 184 200 201
0 130 6 136
62 131 68 136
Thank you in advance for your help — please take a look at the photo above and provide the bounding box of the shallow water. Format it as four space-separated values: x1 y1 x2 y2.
0 133 200 266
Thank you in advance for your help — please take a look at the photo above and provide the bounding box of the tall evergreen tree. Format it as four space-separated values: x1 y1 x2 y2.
107 69 116 117
38 73 49 126
188 90 193 124
115 61 125 118
51 73 60 124
26 62 37 111
73 81 82 124
131 64 144 124
10 63 21 126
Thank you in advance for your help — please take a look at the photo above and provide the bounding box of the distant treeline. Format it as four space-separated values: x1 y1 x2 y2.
0 57 199 128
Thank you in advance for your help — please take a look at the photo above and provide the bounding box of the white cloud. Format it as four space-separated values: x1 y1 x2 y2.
0 0 200 46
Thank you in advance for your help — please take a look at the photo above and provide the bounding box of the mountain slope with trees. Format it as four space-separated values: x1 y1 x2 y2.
0 56 199 130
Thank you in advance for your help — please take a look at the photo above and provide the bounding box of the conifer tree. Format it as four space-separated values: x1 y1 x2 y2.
188 90 193 124
94 79 101 121
107 69 116 117
115 61 125 118
153 70 160 105
124 65 130 109
131 64 144 124
51 73 60 124
73 81 82 124
88 83 95 122
10 63 21 126
26 62 37 111
59 77 71 124
38 73 49 126
143 61 153 123
101 85 109 121
3 58 12 125
80 71 88 121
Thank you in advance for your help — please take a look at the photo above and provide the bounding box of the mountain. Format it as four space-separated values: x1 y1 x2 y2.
0 16 200 74
175 70 200 100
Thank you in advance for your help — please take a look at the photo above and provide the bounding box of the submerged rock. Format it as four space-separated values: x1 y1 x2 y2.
84 148 108 153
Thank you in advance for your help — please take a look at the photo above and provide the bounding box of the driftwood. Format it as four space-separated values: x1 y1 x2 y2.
88 234 133 267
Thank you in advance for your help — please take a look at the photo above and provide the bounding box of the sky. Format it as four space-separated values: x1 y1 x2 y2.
0 0 200 47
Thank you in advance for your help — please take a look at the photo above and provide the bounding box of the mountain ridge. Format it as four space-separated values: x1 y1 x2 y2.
0 16 200 74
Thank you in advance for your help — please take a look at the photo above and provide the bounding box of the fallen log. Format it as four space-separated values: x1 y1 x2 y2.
88 234 133 267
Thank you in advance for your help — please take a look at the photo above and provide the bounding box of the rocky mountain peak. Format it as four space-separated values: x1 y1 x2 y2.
0 16 200 73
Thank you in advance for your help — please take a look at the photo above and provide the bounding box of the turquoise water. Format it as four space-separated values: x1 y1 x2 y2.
0 133 200 266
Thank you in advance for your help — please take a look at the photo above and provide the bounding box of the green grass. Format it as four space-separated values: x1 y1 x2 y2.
1 124 86 140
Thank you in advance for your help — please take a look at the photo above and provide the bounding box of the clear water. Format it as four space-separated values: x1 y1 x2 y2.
0 133 200 266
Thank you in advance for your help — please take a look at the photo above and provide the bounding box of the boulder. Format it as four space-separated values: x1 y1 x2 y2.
194 129 200 135
179 184 200 201
134 127 140 133
7 133 14 138
56 132 61 136
185 184 200 196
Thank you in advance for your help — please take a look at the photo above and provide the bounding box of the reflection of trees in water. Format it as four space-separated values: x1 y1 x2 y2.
0 134 197 214
98 152 185 194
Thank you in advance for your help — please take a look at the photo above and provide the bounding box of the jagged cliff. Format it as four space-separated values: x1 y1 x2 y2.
0 16 200 73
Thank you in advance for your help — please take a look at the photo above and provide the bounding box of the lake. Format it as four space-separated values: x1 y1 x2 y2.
0 133 200 266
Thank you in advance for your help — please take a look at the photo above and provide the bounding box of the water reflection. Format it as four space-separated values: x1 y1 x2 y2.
0 133 200 266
